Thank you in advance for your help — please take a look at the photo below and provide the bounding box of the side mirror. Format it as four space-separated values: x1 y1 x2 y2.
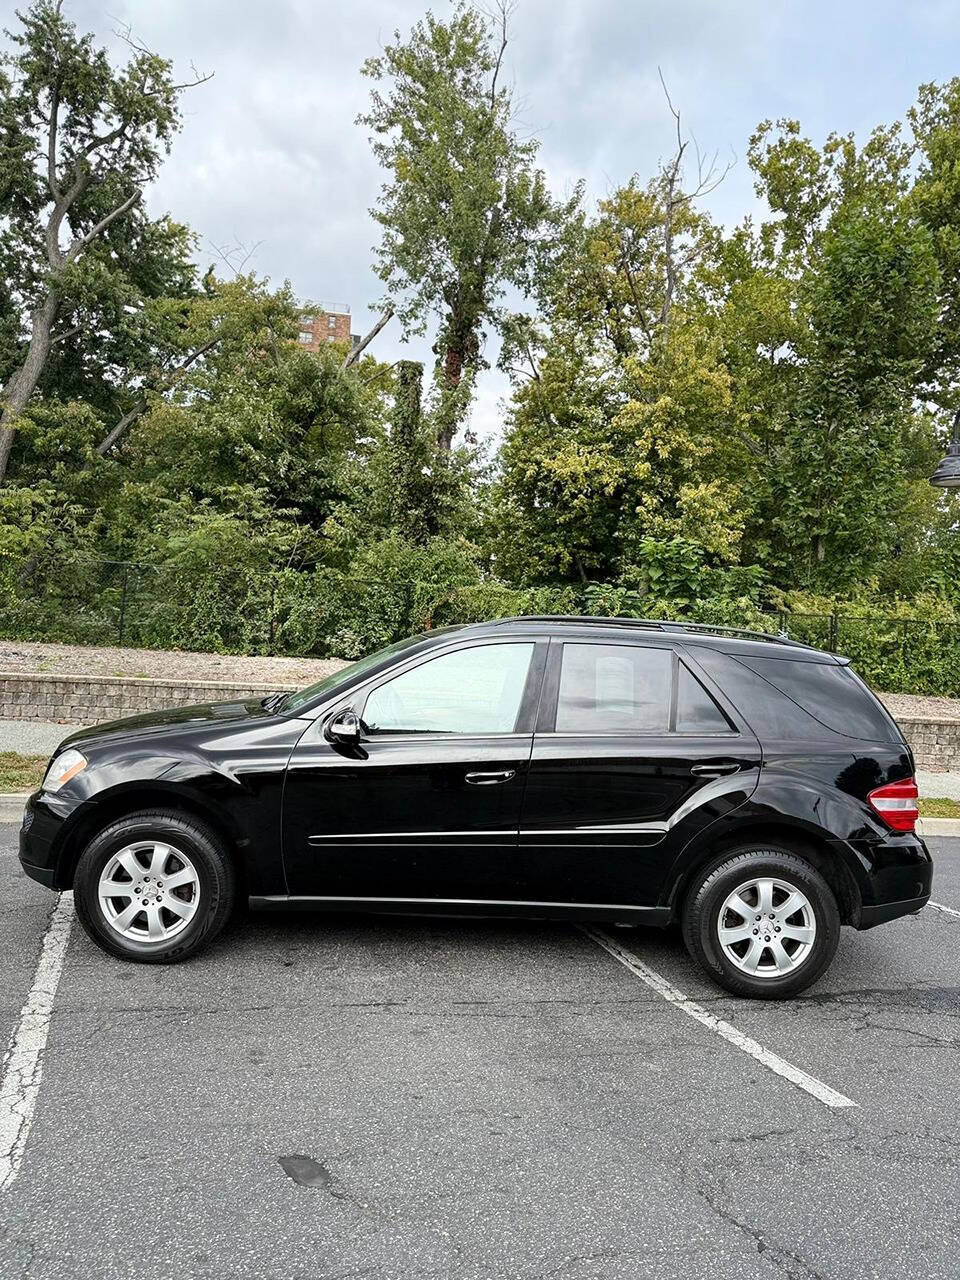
326 709 362 746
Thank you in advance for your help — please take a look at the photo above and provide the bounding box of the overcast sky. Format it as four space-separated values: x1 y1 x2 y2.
26 0 960 437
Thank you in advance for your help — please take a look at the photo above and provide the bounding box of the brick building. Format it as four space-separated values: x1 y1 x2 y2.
296 304 359 352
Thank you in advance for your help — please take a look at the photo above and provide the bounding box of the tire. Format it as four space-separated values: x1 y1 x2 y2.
73 809 235 963
681 847 840 999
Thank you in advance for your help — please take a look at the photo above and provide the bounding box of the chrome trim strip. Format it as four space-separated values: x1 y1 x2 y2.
522 823 667 835
254 894 659 911
308 830 516 842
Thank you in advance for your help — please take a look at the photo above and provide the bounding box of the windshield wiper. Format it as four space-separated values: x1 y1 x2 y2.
260 692 288 713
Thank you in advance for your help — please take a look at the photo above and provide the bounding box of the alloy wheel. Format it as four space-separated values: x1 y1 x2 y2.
716 876 817 978
97 840 200 943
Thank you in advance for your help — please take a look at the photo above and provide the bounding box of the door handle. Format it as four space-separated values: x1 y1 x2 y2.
465 770 516 785
690 761 741 777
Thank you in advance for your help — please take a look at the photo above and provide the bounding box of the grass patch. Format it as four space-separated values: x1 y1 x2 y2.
918 797 960 819
0 752 47 792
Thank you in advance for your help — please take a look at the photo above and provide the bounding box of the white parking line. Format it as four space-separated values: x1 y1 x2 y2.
927 900 960 920
0 892 74 1192
582 926 856 1110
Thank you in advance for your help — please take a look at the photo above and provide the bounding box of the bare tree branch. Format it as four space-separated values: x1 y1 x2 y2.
92 334 223 460
112 19 214 90
343 307 395 368
67 189 141 260
207 237 263 279
50 325 81 347
487 0 512 107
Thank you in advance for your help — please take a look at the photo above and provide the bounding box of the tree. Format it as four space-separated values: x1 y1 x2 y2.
0 0 209 481
735 119 942 588
359 0 566 449
493 119 747 588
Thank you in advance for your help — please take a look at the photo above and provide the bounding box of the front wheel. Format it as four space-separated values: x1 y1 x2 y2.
73 809 235 963
682 848 840 998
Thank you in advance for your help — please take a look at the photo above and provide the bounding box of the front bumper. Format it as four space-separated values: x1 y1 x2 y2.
18 790 80 891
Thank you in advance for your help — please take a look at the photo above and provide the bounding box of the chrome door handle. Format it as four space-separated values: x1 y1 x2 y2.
465 770 516 785
691 761 741 777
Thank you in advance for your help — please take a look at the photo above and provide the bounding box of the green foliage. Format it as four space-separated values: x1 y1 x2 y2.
0 0 202 463
359 2 570 443
0 3 958 701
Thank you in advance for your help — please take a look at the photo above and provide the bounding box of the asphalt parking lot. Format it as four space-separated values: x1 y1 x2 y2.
1 828 958 1280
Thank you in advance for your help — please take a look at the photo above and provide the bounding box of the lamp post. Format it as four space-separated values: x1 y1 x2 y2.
931 408 960 489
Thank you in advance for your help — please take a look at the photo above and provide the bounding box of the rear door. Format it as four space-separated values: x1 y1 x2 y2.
517 638 761 908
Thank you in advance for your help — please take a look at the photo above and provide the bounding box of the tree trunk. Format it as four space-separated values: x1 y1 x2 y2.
391 360 426 540
0 292 60 482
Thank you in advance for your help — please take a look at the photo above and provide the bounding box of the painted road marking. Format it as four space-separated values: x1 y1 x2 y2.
927 900 960 920
582 926 856 1110
0 893 74 1191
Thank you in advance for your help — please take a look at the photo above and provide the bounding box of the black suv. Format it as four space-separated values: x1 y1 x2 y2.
19 616 931 997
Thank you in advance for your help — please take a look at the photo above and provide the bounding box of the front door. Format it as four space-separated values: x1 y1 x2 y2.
282 639 546 902
519 640 761 908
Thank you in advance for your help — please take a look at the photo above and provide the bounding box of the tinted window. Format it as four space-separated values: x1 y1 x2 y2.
677 662 734 733
363 643 533 734
739 656 898 742
556 644 671 733
692 647 826 740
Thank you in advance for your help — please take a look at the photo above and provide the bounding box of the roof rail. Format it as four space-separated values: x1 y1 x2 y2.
488 614 814 649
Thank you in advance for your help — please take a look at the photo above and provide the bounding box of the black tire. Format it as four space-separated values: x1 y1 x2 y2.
681 847 840 999
73 809 235 963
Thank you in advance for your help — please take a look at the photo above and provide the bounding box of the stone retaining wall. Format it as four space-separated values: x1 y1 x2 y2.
0 671 294 727
1 671 959 770
897 718 960 771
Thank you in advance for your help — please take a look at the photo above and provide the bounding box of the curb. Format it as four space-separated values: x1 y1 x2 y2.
0 793 30 824
917 817 960 837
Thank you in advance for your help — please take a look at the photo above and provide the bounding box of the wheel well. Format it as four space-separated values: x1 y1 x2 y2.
671 823 861 926
57 788 243 891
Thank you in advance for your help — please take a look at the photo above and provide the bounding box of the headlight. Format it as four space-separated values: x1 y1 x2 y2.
42 749 87 793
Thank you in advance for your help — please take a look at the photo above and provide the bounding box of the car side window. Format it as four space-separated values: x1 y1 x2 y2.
362 643 534 735
676 661 735 733
556 643 671 733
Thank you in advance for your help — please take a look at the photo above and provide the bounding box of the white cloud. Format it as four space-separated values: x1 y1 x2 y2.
40 0 960 442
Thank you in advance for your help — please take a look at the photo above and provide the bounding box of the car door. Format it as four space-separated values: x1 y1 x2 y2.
281 638 547 902
518 638 761 909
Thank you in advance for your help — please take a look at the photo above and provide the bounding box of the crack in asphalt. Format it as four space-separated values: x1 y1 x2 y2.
684 1169 831 1280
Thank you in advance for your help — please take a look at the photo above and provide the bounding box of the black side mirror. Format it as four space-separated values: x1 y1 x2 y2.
326 709 362 746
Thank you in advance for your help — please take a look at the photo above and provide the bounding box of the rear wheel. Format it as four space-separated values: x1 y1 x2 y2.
73 809 234 963
682 847 840 998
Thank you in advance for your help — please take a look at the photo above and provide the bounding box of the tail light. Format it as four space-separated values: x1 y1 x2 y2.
867 778 919 832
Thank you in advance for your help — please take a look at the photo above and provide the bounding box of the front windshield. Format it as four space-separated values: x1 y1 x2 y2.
278 632 430 713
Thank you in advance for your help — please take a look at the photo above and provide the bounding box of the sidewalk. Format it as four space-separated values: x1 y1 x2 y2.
0 719 82 754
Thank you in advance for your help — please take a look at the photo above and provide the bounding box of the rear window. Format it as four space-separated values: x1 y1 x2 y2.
739 656 898 742
692 648 898 743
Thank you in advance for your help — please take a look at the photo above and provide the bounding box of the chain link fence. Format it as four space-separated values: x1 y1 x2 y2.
1 554 958 694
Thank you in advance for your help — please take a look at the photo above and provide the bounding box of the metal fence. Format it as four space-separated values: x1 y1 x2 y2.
1 554 958 693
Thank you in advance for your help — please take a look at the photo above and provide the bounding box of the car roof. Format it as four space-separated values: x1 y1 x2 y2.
430 615 842 663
